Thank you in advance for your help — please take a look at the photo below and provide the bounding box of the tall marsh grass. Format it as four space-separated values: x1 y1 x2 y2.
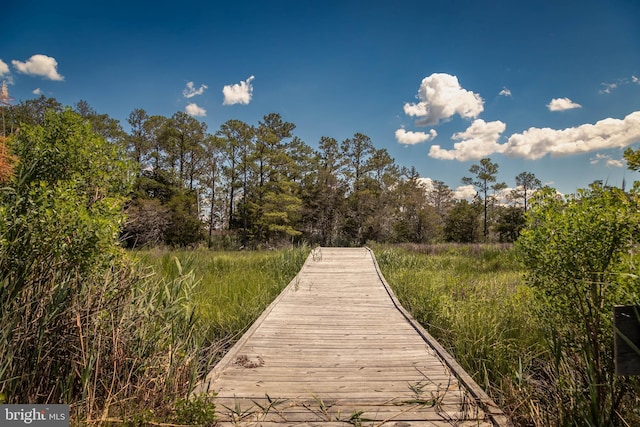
374 244 545 425
1 246 308 425
1 253 206 424
375 243 640 426
136 247 309 354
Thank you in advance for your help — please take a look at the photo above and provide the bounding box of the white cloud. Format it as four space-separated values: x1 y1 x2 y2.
417 177 434 191
590 153 624 168
403 73 484 126
503 111 640 159
395 128 437 145
600 82 618 94
590 153 607 165
609 159 624 168
12 54 64 81
495 187 515 205
499 87 512 97
547 97 582 111
185 103 206 117
0 59 9 77
33 88 42 95
600 76 640 94
454 184 477 200
428 119 506 161
222 75 255 105
429 112 640 161
183 81 208 98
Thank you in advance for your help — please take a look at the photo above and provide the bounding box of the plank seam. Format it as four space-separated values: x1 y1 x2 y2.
192 247 321 394
364 246 513 427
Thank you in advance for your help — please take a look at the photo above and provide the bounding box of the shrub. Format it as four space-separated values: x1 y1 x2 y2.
517 184 640 425
0 110 207 423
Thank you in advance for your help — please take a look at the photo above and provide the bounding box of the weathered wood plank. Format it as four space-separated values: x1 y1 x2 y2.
193 247 510 426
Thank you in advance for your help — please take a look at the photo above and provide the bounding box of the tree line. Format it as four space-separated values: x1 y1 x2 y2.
3 96 544 248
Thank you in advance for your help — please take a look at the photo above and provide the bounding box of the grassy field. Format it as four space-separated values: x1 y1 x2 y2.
132 243 638 426
135 244 541 424
134 244 540 424
372 243 545 425
134 247 310 361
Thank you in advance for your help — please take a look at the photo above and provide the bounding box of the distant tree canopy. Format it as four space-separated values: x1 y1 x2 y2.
2 97 545 248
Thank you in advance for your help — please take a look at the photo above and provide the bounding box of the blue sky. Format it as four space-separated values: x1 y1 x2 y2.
2 0 640 197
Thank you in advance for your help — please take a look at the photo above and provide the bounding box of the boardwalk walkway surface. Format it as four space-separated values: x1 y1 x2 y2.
194 247 510 426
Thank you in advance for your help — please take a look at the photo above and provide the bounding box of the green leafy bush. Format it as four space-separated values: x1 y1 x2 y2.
0 110 207 423
518 184 640 425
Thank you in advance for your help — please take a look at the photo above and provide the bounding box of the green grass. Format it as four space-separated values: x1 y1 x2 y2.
135 244 540 424
373 244 546 424
135 247 310 347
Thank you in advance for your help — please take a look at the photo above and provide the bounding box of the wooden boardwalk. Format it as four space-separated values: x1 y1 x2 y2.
194 247 510 426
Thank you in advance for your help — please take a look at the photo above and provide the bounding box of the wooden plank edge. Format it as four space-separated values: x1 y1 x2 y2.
191 247 321 395
364 246 513 427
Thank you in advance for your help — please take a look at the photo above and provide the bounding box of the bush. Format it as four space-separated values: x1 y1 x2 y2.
0 110 208 423
517 184 640 425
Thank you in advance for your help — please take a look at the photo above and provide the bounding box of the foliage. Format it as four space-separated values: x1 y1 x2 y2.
0 109 213 424
1 109 132 288
5 95 63 129
377 241 640 425
0 106 307 423
462 158 505 239
624 146 640 172
443 199 482 242
137 247 310 339
494 205 525 242
375 244 544 425
0 136 16 183
74 99 125 142
514 171 542 211
123 169 203 248
174 394 217 425
517 183 640 425
4 97 535 249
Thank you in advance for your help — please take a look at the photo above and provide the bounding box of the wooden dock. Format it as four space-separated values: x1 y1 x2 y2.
194 247 510 426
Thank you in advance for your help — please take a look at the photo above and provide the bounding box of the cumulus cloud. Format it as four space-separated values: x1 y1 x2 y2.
454 185 477 200
503 111 640 159
185 103 206 117
418 177 495 201
0 59 9 77
403 73 484 126
222 75 255 105
417 177 434 191
33 88 42 95
547 97 582 111
183 81 208 98
428 119 506 161
395 128 437 145
429 112 640 161
590 153 624 168
499 87 512 97
12 54 64 81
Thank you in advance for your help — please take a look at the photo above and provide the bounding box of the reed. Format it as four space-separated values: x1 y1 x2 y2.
0 246 308 425
135 247 309 340
374 244 545 425
375 243 640 426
